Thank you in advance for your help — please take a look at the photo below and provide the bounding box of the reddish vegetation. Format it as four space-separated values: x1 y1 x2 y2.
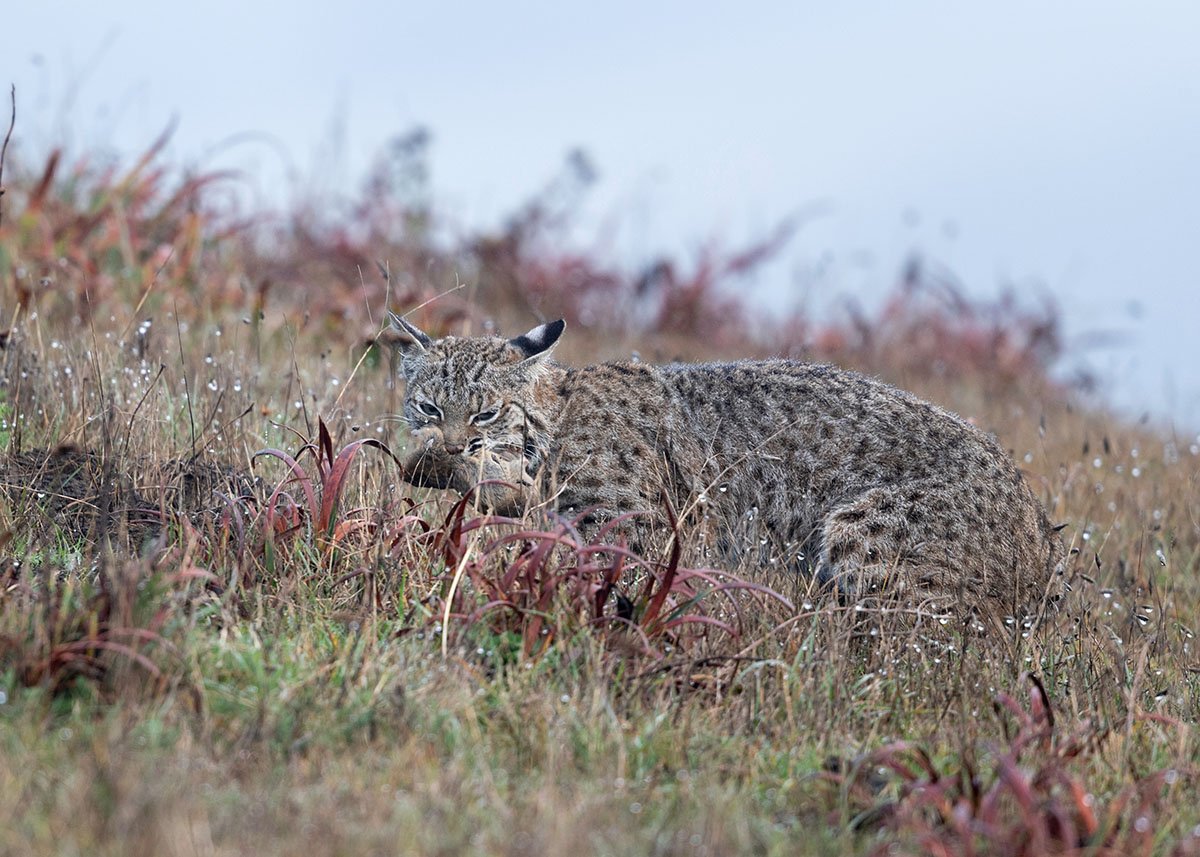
2 130 1066 390
827 674 1196 857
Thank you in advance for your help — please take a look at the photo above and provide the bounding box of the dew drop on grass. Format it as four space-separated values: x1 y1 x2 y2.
207 380 219 391
0 690 7 705
1135 817 1151 833
1093 457 1103 468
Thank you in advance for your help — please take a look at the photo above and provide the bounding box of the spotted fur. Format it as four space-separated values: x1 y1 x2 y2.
389 313 1062 615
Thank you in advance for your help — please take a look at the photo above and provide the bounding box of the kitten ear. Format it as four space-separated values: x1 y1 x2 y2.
509 319 565 360
387 312 433 352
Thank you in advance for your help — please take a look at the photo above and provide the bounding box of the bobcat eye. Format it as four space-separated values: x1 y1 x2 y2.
413 400 442 421
470 407 502 426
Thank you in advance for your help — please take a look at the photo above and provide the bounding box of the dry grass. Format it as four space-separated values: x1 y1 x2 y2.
0 138 1198 857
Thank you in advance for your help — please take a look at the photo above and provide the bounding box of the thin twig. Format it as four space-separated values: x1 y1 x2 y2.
173 298 198 459
0 84 16 227
123 363 166 460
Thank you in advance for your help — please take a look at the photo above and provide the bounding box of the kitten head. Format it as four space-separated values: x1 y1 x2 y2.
387 314 565 507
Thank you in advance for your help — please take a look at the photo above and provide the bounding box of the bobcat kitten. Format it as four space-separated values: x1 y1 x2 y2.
389 313 1062 614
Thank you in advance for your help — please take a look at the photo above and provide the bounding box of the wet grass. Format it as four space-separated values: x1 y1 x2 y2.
0 138 1198 856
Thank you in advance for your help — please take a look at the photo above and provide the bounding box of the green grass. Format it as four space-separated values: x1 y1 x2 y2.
1 140 1199 856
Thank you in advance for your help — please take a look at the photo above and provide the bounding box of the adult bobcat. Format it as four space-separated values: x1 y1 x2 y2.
389 313 1062 615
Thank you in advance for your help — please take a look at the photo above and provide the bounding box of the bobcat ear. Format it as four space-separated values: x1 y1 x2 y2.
509 319 565 361
387 312 433 352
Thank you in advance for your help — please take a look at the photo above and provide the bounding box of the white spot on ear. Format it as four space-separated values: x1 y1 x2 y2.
510 319 565 359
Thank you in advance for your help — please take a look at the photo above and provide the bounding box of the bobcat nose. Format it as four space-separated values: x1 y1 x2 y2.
444 441 464 455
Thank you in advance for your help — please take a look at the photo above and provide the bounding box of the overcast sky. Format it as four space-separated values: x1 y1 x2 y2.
6 1 1200 427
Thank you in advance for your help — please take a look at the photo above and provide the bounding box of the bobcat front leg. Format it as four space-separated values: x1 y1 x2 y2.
468 450 534 516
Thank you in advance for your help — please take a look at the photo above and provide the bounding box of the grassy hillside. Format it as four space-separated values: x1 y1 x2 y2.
1 137 1198 856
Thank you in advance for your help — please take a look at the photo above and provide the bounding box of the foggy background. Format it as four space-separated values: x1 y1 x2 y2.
6 1 1199 427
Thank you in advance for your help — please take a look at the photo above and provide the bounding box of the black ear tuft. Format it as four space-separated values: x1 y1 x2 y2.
388 312 433 351
509 319 566 360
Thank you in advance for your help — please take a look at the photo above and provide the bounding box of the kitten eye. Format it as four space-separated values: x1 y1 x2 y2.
471 407 502 426
413 400 443 420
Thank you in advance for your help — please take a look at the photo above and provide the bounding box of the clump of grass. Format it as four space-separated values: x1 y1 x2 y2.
0 543 210 701
249 417 401 559
423 492 794 661
825 674 1198 856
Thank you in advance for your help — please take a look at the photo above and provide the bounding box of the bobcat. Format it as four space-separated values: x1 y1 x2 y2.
388 313 1062 616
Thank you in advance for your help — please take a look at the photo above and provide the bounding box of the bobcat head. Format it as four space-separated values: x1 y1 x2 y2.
388 313 565 513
